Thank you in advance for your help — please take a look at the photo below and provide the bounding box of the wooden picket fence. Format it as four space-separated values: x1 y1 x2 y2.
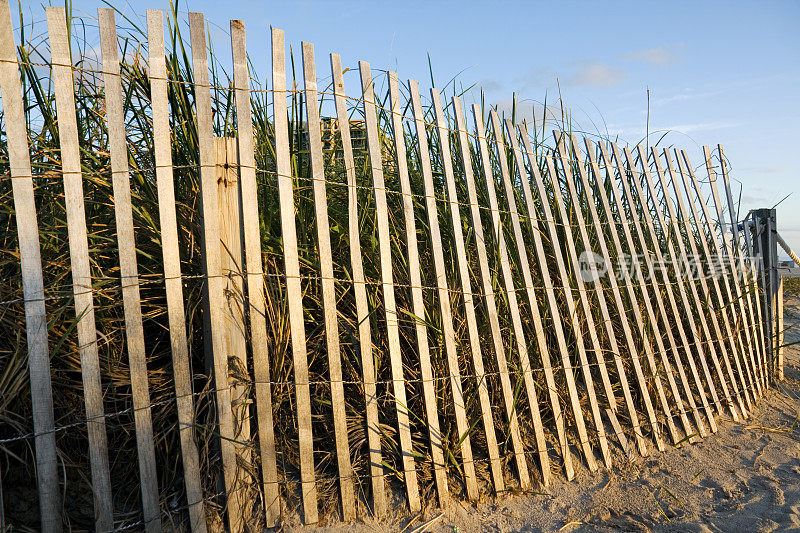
0 3 778 531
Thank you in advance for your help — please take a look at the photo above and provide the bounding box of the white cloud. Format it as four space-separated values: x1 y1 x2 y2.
628 46 675 66
739 166 789 175
570 63 626 87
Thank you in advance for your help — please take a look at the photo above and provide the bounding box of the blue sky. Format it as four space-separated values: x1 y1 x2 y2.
16 0 800 256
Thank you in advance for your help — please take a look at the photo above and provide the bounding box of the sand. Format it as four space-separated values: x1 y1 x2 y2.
301 295 800 532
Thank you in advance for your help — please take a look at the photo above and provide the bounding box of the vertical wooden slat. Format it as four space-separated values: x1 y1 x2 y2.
618 144 711 433
46 8 114 531
271 27 318 524
558 133 655 451
515 132 608 467
671 150 741 417
661 150 725 422
229 20 280 526
615 145 711 433
711 146 764 396
701 146 758 408
97 10 161 532
588 140 670 447
145 11 206 531
472 106 575 479
446 96 505 492
423 87 533 489
694 148 758 400
598 142 679 445
359 62 420 512
640 146 717 436
0 2 60 530
651 149 721 431
536 134 616 468
675 150 746 418
388 73 454 504
301 42 356 520
329 52 385 516
550 130 651 462
491 110 597 470
188 13 245 530
441 98 550 487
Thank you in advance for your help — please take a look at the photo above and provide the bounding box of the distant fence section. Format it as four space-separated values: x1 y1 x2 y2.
0 3 782 531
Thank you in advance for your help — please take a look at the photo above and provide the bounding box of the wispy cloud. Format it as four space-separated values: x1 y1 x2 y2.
511 61 626 90
627 46 676 66
739 166 789 175
570 63 626 87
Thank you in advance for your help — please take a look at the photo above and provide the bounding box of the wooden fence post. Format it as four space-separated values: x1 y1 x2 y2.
777 277 784 380
752 208 778 381
214 136 259 526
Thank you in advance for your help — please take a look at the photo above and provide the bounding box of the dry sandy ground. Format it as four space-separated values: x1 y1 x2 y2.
300 295 800 533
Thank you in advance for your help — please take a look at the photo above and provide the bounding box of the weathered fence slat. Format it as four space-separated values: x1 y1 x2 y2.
46 7 114 530
450 97 510 491
693 147 755 410
619 145 707 434
661 150 725 423
450 103 553 486
718 145 768 391
360 62 421 512
0 2 60 530
454 98 544 489
514 132 606 469
557 133 652 452
637 146 717 435
706 146 763 398
615 145 701 435
388 74 454 505
671 150 740 416
97 10 160 532
601 142 679 447
301 42 356 520
586 140 668 448
215 136 258 518
420 88 531 489
651 149 721 432
271 27 319 524
472 106 576 479
229 20 281 526
531 138 611 467
676 150 745 418
145 11 207 531
329 53 386 516
701 147 757 409
492 110 595 470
